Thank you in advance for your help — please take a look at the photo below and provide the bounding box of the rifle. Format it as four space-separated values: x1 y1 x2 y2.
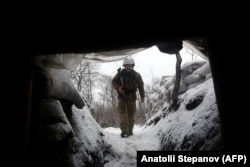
117 67 124 87
117 67 125 96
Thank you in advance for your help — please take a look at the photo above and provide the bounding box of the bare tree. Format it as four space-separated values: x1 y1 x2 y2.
92 75 120 127
71 61 99 104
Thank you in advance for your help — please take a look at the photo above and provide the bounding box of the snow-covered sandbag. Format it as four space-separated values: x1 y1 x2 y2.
160 76 171 86
35 67 85 109
168 80 188 96
179 80 188 94
37 99 69 122
165 77 175 90
150 92 159 103
158 86 170 101
158 85 167 94
206 73 212 80
37 122 73 142
168 84 174 94
163 90 170 101
181 61 206 77
183 73 205 86
33 54 84 71
152 83 161 92
36 99 74 142
33 54 85 109
181 66 192 77
193 61 211 77
171 75 176 82
187 80 205 90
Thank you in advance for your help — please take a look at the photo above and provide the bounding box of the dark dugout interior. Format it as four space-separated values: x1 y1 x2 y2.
10 29 248 165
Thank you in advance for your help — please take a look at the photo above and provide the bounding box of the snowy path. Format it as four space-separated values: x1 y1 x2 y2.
103 125 160 167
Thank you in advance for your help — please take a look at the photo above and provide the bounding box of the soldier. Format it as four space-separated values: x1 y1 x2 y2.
112 57 145 138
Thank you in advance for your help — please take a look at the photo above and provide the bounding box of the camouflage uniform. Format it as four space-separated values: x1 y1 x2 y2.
112 69 145 135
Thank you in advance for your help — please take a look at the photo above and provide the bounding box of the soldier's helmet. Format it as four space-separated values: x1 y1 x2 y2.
123 57 135 66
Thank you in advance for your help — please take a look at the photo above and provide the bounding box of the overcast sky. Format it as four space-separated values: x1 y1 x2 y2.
98 45 204 85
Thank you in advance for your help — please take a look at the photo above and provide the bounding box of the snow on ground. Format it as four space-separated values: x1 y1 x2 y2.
103 125 160 167
101 75 221 166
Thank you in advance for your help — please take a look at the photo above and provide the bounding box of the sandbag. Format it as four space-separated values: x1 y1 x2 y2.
34 67 85 109
181 60 206 77
187 80 205 90
165 77 175 90
183 73 205 86
206 73 212 80
168 80 187 96
193 61 211 77
36 99 74 142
